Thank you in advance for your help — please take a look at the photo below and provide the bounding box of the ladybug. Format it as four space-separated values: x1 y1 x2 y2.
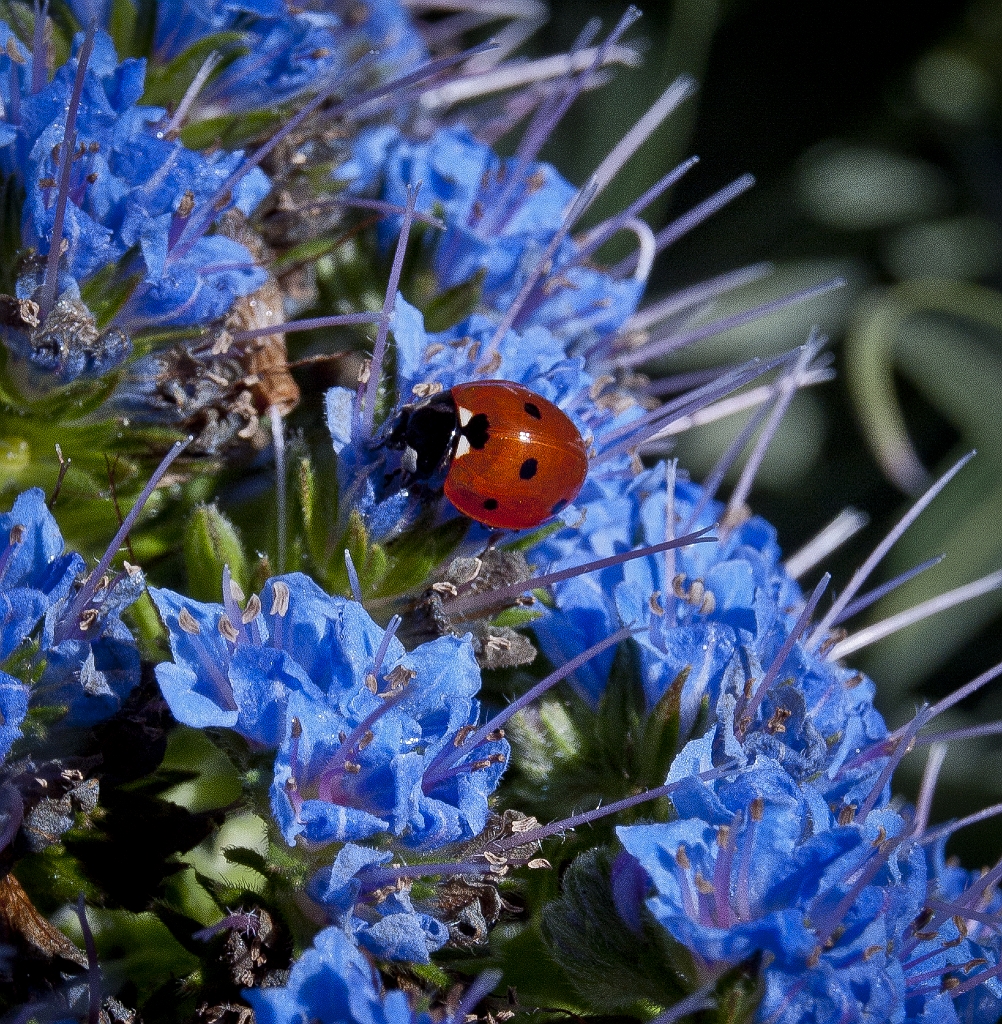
385 381 589 530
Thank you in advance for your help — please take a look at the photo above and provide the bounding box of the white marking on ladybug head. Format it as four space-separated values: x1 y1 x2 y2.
457 405 473 427
455 435 472 459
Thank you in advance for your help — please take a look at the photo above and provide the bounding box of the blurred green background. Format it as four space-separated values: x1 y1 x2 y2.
530 0 1002 862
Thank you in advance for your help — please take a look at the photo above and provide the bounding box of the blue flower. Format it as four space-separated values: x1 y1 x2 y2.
244 923 430 1024
0 27 270 382
309 843 449 963
617 743 1002 1024
344 126 644 345
149 572 328 747
151 571 507 847
0 671 29 762
0 488 141 732
34 564 145 729
1 489 84 663
147 0 427 116
271 627 507 850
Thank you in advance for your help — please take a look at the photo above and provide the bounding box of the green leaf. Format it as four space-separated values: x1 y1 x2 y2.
158 727 242 813
57 905 201 1005
14 845 100 913
492 920 586 1012
184 503 249 602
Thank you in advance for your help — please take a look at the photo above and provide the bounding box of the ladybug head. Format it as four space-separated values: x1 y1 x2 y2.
383 390 461 479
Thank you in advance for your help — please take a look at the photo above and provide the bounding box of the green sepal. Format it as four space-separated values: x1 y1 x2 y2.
130 324 208 359
491 605 543 629
128 0 158 59
342 508 389 597
541 847 693 1015
129 588 168 660
503 518 565 552
421 268 486 332
17 701 71 748
105 0 139 57
634 666 687 795
179 108 283 152
296 454 342 588
79 257 141 330
142 31 245 110
273 234 351 276
0 175 23 294
705 959 765 1024
183 502 249 602
408 961 452 990
1 635 42 688
372 513 470 599
221 845 272 876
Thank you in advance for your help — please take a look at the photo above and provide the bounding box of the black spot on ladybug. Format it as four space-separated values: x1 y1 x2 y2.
524 402 542 420
483 498 499 511
463 412 490 450
550 498 569 515
519 458 538 480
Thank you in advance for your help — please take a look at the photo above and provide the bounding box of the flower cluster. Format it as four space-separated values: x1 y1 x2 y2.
0 4 999 1024
0 26 270 387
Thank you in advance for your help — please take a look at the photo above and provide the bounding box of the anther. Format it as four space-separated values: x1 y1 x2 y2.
178 608 201 635
218 615 239 643
241 593 262 624
270 581 290 616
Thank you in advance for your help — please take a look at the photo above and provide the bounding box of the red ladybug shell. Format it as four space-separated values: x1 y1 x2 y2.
444 381 589 530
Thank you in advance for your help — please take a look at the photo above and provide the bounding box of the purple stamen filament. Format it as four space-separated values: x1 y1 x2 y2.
316 682 410 804
810 831 907 948
735 573 829 736
364 187 418 437
172 43 496 264
30 2 48 95
39 23 96 320
372 615 402 677
55 437 191 644
229 311 380 345
424 625 635 789
441 527 715 620
365 763 739 889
